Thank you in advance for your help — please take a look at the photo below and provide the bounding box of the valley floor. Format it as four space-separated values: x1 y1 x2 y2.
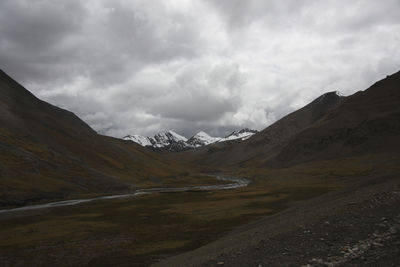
0 173 335 266
1 156 399 266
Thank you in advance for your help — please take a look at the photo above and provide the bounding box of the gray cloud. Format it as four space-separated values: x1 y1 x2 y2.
150 60 243 121
1 0 399 138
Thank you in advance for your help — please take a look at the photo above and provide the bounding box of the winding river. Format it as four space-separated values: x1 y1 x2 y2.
0 175 250 214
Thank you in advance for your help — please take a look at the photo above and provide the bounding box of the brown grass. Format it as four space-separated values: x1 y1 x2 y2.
0 178 334 266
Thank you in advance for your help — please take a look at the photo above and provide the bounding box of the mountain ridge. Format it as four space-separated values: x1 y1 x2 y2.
123 128 258 151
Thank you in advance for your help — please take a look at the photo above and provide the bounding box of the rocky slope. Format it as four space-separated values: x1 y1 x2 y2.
155 173 400 267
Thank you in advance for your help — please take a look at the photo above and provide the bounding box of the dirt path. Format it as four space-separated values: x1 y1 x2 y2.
154 174 400 266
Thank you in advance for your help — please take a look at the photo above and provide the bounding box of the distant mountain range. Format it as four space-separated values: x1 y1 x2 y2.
123 128 258 151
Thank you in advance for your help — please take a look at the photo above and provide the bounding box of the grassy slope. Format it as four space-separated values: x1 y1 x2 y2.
0 70 209 207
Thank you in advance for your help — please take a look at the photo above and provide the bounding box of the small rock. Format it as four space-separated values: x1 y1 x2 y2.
372 242 384 247
217 262 224 266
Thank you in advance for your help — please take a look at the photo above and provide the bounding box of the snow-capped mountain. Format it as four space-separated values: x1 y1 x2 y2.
151 130 187 148
123 128 258 151
124 130 190 152
217 128 258 143
123 134 153 146
187 131 221 147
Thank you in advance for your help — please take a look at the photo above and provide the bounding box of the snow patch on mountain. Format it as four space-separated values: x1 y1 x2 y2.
123 134 152 146
217 128 258 143
187 131 221 147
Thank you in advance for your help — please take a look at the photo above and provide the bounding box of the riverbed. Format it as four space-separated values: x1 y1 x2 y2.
0 175 250 214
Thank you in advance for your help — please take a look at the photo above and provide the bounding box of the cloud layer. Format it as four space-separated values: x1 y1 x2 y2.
1 0 399 138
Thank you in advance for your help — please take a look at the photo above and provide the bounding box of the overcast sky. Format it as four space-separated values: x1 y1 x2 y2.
1 0 399 138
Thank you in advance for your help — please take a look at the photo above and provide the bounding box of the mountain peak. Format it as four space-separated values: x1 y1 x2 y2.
187 131 220 147
317 91 345 102
193 131 211 137
123 134 153 146
169 130 188 141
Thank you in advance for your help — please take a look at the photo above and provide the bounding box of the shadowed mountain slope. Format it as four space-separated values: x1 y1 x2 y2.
272 71 400 166
0 70 186 207
182 71 400 169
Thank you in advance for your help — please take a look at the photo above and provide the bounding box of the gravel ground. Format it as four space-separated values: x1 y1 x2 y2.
154 174 400 267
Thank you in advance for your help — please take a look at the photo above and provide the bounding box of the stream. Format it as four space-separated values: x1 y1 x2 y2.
0 175 250 214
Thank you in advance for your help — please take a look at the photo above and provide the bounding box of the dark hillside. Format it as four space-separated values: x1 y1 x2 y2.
273 71 400 166
0 70 186 207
